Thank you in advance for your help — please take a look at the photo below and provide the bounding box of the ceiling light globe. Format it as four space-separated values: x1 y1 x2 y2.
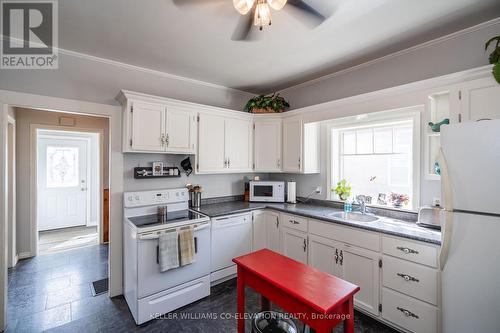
233 0 255 15
267 0 287 11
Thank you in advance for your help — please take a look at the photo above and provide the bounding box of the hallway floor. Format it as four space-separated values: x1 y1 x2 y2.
38 226 98 255
5 244 398 333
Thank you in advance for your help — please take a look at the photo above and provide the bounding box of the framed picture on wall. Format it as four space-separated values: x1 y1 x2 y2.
152 162 163 176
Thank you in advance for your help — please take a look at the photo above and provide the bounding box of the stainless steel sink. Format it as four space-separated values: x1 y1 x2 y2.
328 211 380 223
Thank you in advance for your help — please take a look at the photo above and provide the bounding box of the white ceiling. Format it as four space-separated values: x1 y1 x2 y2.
59 0 500 93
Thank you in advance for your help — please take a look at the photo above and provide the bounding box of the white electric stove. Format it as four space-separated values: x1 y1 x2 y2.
123 188 211 325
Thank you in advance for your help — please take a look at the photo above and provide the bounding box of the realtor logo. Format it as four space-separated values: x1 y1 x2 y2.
1 0 58 69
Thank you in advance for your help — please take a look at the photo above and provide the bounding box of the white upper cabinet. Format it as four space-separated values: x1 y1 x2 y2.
225 118 253 172
197 114 253 173
165 107 196 154
197 113 226 172
254 119 282 172
459 77 500 122
282 115 320 174
130 100 166 152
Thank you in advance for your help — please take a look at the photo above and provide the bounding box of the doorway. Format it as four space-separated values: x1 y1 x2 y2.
36 129 101 255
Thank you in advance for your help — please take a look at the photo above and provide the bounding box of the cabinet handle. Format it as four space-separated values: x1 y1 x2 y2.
227 158 230 168
335 249 339 264
303 239 307 252
397 273 420 283
396 246 419 254
166 133 169 146
339 250 343 266
275 216 279 228
397 307 419 319
298 157 301 169
277 159 280 168
160 134 165 146
224 159 228 168
289 220 299 225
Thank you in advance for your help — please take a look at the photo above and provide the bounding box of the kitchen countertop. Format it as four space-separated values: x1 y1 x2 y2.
192 201 441 245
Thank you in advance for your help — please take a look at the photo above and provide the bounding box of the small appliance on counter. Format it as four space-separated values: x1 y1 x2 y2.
286 181 296 204
417 206 444 230
249 180 285 203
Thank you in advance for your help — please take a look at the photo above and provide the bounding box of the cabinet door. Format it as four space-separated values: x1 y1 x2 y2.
197 113 226 172
282 116 302 172
460 77 500 122
252 211 268 251
339 245 380 316
308 234 342 278
225 118 253 172
281 227 307 264
254 120 282 172
131 101 166 152
267 211 281 253
165 107 195 153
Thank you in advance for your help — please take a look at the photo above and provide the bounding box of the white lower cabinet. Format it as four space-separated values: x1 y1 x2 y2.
281 227 308 264
267 211 280 253
308 234 342 277
252 210 281 253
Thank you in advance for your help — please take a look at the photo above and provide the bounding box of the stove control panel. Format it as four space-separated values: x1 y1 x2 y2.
124 188 188 208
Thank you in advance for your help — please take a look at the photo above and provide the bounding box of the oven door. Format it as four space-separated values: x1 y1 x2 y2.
136 222 211 299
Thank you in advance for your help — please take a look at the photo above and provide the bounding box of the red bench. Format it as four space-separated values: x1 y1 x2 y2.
233 249 360 333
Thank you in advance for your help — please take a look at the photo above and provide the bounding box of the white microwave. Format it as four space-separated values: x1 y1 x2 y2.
249 181 285 203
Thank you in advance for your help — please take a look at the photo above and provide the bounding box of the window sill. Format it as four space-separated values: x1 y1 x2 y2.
329 199 418 214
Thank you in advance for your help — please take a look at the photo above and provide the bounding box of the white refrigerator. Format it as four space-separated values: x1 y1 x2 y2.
439 119 500 333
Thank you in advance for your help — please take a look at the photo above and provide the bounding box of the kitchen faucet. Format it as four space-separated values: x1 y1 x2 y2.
356 195 368 214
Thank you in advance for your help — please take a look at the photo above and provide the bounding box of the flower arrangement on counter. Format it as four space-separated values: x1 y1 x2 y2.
389 192 410 208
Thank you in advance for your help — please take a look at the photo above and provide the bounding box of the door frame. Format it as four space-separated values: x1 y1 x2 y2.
7 116 17 268
33 126 103 247
0 89 124 331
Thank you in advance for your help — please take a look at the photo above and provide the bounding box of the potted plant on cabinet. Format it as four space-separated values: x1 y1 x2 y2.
333 179 352 201
485 35 500 84
244 93 290 113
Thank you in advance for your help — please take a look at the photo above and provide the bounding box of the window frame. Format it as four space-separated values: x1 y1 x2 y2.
326 107 421 211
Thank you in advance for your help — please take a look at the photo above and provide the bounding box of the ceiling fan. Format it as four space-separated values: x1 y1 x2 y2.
173 0 329 41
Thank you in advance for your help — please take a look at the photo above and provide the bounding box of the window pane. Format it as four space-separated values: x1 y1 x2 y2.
393 126 412 153
47 146 79 188
374 127 393 153
342 131 356 154
356 129 373 154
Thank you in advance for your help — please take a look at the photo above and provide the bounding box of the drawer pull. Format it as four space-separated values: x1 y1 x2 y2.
303 238 307 252
397 273 420 283
397 246 419 254
290 220 300 225
339 250 344 266
397 307 419 319
276 216 279 228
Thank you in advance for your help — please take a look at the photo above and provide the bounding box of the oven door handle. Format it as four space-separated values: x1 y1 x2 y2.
138 222 210 240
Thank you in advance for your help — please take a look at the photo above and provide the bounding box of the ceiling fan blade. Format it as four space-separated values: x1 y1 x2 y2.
172 0 224 7
287 0 326 23
231 14 254 41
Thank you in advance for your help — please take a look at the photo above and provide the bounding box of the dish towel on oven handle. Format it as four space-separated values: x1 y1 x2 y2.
159 230 180 272
179 226 195 266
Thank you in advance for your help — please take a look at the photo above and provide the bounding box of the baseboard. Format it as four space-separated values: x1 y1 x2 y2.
17 251 32 260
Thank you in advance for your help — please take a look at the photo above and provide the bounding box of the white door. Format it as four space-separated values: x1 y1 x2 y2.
131 100 166 152
166 107 195 153
252 211 267 251
308 234 342 278
282 116 302 172
460 77 500 122
225 118 253 172
254 120 282 172
339 245 380 316
267 211 281 253
281 227 308 264
197 113 226 172
38 138 88 231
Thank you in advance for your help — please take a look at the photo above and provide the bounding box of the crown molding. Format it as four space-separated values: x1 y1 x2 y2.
278 17 500 94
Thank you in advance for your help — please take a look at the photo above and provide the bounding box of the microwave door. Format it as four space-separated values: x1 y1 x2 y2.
254 185 274 198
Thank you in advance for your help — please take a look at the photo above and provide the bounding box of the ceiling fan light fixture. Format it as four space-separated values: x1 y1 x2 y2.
254 1 271 30
233 0 255 15
267 0 287 11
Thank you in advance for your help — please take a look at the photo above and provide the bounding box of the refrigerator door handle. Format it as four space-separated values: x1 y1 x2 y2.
438 148 453 269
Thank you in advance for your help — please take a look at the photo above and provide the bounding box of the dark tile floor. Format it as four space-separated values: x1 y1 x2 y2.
6 245 399 332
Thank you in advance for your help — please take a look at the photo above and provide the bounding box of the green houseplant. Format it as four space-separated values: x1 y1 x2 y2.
244 93 290 113
485 35 500 84
332 179 352 201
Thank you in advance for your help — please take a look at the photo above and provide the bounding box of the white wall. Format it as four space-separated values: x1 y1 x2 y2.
124 153 266 198
280 19 500 110
0 51 254 111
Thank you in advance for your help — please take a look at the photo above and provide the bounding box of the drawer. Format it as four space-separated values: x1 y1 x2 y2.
382 255 438 305
382 236 438 268
382 287 438 333
280 213 308 232
309 219 380 252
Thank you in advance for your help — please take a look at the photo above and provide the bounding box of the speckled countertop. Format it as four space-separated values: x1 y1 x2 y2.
192 201 441 245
